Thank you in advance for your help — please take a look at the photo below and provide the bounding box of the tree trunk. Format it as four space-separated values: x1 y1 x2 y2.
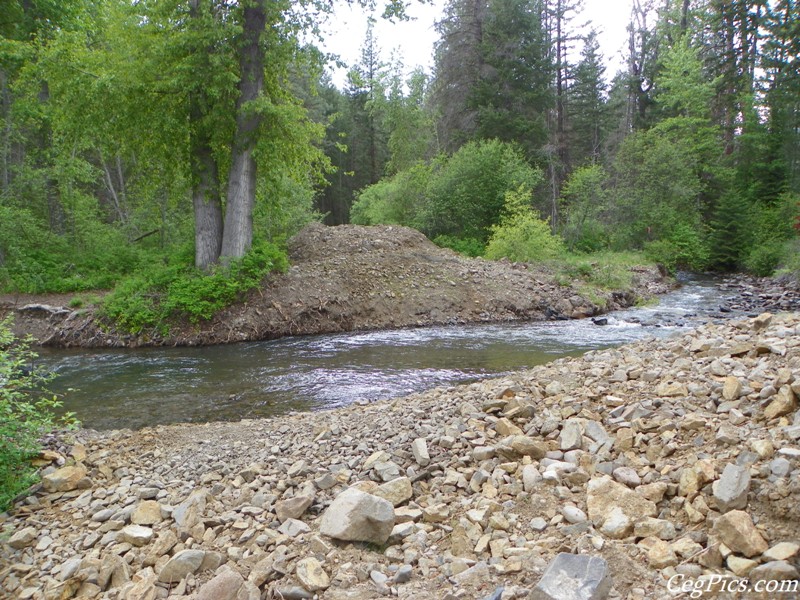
192 138 223 270
189 0 224 270
221 0 266 262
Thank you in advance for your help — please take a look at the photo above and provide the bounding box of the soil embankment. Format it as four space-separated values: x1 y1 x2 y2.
0 224 674 348
2 312 799 599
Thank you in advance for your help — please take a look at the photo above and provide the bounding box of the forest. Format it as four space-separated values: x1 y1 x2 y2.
1 0 799 328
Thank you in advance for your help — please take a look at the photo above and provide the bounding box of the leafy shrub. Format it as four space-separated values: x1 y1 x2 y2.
351 163 432 227
432 235 486 257
484 186 565 263
644 224 710 272
99 241 288 334
744 240 786 277
0 318 74 511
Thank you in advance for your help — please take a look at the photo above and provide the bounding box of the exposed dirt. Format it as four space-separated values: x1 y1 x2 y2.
0 224 674 348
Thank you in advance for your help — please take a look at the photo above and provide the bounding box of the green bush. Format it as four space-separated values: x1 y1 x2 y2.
484 186 565 263
644 224 710 272
432 235 486 257
99 240 288 334
0 318 75 511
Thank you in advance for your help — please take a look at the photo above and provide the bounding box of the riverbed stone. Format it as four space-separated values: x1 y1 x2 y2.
195 566 244 600
41 464 89 493
411 438 430 466
157 549 206 583
374 477 413 507
531 553 612 600
130 500 162 525
587 477 657 532
712 511 768 558
764 386 797 420
275 494 314 522
7 527 37 550
296 557 330 592
319 488 394 544
713 463 751 512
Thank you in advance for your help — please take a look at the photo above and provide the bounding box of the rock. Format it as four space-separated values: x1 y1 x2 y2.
411 438 430 466
722 376 743 400
560 419 584 451
522 465 542 492
394 564 413 584
646 539 678 569
422 503 450 523
655 381 687 397
196 566 244 600
587 477 657 534
295 557 330 592
7 527 37 550
131 500 162 525
119 524 154 547
762 542 800 562
531 553 612 600
749 560 800 584
41 464 89 493
562 506 587 524
633 518 676 540
157 549 206 583
319 487 394 545
727 555 758 577
275 494 314 522
712 511 768 558
712 463 751 512
374 477 413 507
611 467 641 488
764 386 797 420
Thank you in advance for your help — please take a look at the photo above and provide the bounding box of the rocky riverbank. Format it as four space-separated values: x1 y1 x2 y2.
0 224 673 348
2 312 799 599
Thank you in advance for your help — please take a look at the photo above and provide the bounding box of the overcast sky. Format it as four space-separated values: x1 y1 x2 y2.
320 0 634 88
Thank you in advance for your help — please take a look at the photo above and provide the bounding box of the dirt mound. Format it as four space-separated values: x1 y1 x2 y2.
0 224 672 348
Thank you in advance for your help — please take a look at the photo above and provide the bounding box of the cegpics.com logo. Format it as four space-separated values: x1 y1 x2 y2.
668 574 800 598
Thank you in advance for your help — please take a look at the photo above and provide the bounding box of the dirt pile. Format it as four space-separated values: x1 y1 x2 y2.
2 312 799 599
0 224 672 348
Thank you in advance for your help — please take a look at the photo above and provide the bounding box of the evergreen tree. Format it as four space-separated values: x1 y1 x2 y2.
567 30 608 166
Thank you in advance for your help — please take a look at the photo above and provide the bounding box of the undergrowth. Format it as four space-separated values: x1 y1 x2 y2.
1 318 76 511
99 241 288 335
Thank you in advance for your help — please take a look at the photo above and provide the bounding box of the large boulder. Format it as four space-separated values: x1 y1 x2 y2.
319 488 394 545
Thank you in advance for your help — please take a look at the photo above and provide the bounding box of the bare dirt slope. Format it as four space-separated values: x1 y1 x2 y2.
0 224 671 348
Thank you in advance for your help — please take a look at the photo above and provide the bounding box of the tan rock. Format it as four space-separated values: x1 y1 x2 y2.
587 477 657 534
131 501 162 525
41 464 89 493
196 566 243 600
275 494 314 522
374 477 413 507
656 381 688 397
495 418 523 436
295 557 330 592
764 386 797 420
727 555 758 577
722 376 743 400
119 525 153 547
646 539 678 569
7 526 37 550
712 511 768 558
763 542 800 562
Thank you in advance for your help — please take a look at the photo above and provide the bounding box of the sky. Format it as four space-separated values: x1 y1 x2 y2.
320 0 635 88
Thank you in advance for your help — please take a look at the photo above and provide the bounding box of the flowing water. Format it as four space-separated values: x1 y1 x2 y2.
37 276 733 430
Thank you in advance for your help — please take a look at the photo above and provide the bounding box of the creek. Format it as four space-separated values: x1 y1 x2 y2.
37 275 736 430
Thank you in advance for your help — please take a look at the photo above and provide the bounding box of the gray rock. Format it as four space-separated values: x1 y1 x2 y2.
411 438 430 466
157 549 206 583
275 494 314 522
712 463 750 512
531 553 612 600
195 566 244 600
770 457 791 477
319 487 394 544
7 527 37 550
560 419 584 451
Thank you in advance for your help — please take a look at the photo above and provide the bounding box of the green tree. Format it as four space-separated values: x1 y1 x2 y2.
567 30 608 166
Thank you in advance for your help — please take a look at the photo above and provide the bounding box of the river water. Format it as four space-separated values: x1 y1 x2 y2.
37 276 733 430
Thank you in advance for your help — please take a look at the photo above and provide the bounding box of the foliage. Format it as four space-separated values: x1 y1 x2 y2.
350 162 433 227
0 318 74 511
432 235 486 258
484 186 565 263
644 223 710 273
559 165 610 253
99 241 288 335
420 140 543 242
